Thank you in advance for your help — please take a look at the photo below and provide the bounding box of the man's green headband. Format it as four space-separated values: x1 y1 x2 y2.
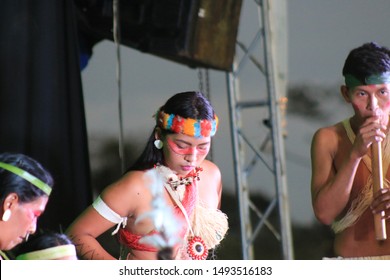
344 72 390 88
0 162 52 196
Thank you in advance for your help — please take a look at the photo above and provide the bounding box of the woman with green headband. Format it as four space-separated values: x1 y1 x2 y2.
0 153 53 260
67 91 228 260
14 231 77 260
311 42 390 259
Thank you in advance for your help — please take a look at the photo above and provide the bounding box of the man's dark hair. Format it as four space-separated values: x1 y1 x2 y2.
342 42 390 83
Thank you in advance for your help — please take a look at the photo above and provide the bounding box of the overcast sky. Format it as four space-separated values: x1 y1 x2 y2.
80 0 390 225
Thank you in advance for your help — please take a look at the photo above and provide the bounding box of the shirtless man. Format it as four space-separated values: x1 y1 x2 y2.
311 42 390 258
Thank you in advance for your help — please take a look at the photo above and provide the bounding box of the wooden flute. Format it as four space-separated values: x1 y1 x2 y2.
371 139 387 240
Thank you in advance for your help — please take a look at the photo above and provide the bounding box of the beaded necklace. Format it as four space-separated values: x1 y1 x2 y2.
154 164 208 260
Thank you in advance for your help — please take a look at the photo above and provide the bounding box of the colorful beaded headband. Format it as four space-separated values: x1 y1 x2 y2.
16 244 76 260
0 162 52 196
344 72 390 88
156 110 219 138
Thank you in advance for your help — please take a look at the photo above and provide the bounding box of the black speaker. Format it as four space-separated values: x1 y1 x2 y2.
75 0 242 71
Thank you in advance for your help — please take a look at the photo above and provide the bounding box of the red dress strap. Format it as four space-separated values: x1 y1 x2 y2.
118 229 159 252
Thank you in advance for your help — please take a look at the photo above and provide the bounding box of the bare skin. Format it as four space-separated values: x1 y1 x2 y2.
311 84 390 257
66 133 222 260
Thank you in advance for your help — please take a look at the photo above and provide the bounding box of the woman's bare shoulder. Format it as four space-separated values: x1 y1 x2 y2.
100 170 152 215
199 160 222 195
198 160 223 208
200 159 221 179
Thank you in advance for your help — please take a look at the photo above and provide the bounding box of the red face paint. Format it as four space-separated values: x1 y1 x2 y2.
33 210 42 218
25 208 42 221
166 138 209 156
351 103 359 111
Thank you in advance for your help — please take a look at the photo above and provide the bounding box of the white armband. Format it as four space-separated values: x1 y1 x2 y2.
92 195 127 235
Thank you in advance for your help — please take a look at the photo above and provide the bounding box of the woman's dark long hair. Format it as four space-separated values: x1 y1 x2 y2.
128 91 216 172
0 153 54 204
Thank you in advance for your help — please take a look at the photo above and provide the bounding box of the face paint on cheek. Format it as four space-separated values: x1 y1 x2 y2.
166 138 194 155
33 211 42 218
25 208 41 222
166 138 209 155
351 103 360 111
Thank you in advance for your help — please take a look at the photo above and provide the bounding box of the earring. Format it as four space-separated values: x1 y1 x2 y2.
2 209 11 222
154 139 163 149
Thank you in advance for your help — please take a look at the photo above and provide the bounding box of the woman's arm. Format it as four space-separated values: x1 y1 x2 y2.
66 205 118 260
66 172 141 260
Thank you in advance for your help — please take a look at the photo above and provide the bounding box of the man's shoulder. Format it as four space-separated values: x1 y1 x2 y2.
313 121 345 139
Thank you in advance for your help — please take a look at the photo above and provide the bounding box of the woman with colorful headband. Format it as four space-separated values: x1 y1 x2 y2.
67 91 228 260
0 153 53 260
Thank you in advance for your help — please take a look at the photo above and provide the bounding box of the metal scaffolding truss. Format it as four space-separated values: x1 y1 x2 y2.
226 0 294 259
